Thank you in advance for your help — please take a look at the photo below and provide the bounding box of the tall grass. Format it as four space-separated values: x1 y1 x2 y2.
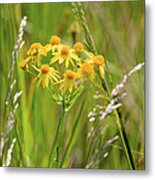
0 1 144 169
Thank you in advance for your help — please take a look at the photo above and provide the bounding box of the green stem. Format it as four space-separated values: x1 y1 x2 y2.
48 98 66 168
101 76 135 169
102 79 135 169
57 99 66 167
114 110 135 169
60 97 86 167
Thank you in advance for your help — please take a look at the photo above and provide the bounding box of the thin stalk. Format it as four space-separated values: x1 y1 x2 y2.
60 97 86 167
114 111 135 169
72 2 135 170
57 99 66 167
48 97 66 168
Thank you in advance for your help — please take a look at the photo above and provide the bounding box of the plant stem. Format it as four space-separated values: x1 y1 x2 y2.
57 98 66 167
114 110 135 169
60 97 86 167
101 77 135 169
48 97 66 168
101 78 135 169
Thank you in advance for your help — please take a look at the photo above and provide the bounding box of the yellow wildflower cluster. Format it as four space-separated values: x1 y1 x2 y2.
19 35 105 93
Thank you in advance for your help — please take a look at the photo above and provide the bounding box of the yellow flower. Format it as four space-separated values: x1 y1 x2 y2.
60 70 78 93
19 57 32 70
74 42 84 52
93 55 105 79
51 45 79 68
27 43 47 56
77 62 95 81
50 35 61 46
46 35 62 53
27 43 47 65
84 51 105 79
93 55 105 66
19 59 27 70
34 64 60 88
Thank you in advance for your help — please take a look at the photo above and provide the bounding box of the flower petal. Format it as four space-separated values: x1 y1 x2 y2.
50 55 59 64
99 66 105 79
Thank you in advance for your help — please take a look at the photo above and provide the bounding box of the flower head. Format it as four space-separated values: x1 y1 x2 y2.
77 62 95 81
19 59 27 70
74 42 84 52
27 43 46 56
93 55 105 67
65 70 76 79
50 35 61 46
27 42 47 65
60 70 78 93
51 45 79 68
61 46 70 56
93 55 105 79
47 35 62 53
41 64 50 74
35 64 60 88
83 52 105 79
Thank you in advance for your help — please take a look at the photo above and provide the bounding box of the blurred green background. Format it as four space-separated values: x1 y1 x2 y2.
0 1 144 169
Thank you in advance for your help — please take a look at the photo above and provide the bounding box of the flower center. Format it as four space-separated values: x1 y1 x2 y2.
65 70 76 79
74 42 83 52
41 64 50 74
93 55 105 66
31 43 42 49
27 43 42 56
50 36 61 45
19 60 27 69
81 63 94 75
61 46 70 56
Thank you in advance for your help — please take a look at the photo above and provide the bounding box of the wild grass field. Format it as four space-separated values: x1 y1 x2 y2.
0 1 144 169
